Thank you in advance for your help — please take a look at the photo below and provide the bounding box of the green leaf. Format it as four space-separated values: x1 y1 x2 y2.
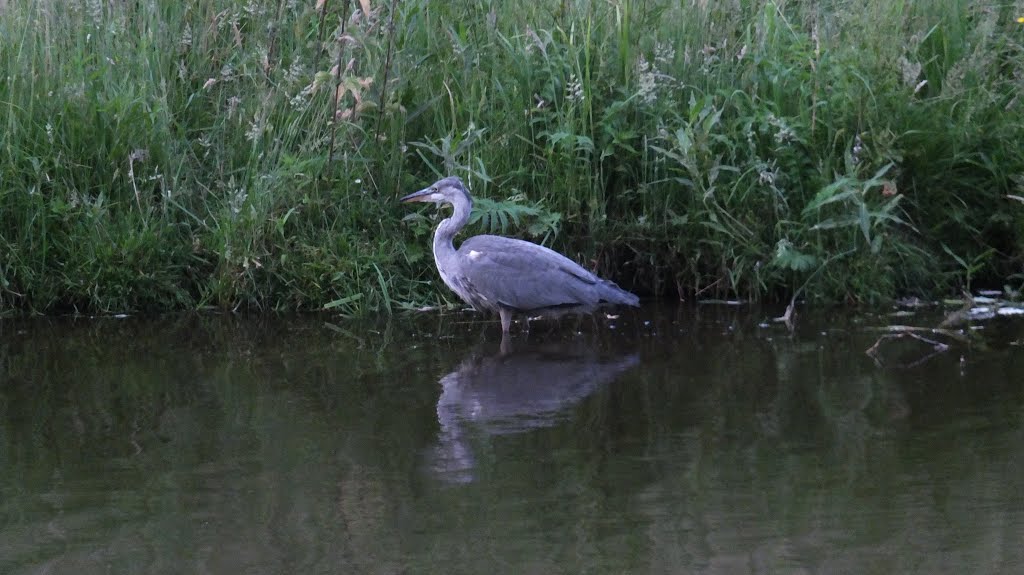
575 135 594 152
324 293 363 309
546 131 572 147
866 162 894 184
858 202 871 245
941 243 968 269
870 233 883 254
675 128 692 155
803 177 856 214
811 215 860 230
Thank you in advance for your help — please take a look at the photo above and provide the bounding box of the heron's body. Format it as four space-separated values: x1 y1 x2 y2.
401 176 639 333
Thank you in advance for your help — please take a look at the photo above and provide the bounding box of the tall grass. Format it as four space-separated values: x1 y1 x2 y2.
1 0 1023 314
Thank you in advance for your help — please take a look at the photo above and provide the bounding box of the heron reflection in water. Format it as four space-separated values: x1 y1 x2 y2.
427 340 640 483
400 176 639 334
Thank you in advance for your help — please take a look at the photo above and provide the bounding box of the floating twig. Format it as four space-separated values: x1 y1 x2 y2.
868 324 971 344
865 330 953 368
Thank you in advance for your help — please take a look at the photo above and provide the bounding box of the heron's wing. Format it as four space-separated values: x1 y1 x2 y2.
457 235 603 311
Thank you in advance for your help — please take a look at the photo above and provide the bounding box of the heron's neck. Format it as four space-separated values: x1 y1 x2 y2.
432 198 471 264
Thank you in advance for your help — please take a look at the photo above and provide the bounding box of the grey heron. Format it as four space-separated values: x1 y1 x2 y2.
400 176 639 333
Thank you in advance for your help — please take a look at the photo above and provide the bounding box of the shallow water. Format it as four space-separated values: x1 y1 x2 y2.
1 305 1023 574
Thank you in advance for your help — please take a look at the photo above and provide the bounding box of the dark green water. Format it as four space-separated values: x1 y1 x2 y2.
1 306 1023 574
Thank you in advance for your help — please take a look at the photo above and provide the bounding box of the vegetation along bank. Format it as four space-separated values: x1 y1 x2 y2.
2 0 1023 315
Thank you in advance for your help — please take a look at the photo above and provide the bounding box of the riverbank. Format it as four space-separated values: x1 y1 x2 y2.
2 0 1022 314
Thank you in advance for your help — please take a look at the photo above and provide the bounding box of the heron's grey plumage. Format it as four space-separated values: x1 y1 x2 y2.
401 176 639 333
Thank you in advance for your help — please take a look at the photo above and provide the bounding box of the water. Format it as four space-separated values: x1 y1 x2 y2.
1 306 1023 574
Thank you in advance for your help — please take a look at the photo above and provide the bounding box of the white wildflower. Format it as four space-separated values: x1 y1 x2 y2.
565 73 584 103
699 43 722 73
637 54 657 104
229 187 248 215
289 83 315 110
243 0 264 16
654 42 675 65
767 113 796 144
130 149 148 163
63 81 86 100
524 26 547 57
285 59 307 85
943 60 966 95
245 115 263 142
218 11 241 32
85 0 103 27
851 134 864 165
110 13 126 36
180 23 193 49
898 56 922 88
636 43 680 105
257 44 269 69
227 96 241 119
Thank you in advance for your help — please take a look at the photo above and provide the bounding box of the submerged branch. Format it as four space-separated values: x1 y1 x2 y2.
862 292 1019 366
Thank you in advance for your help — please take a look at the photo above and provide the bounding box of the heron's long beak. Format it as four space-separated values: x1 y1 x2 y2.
399 187 433 203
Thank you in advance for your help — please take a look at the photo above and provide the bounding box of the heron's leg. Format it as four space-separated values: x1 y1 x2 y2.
499 331 513 355
499 308 512 334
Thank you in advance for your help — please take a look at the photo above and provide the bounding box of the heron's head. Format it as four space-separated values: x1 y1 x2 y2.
399 176 471 207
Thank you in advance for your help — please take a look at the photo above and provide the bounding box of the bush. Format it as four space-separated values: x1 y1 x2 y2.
1 0 1022 313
